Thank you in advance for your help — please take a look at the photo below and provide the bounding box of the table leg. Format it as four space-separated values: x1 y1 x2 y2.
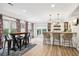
19 39 21 51
12 35 17 51
7 40 11 55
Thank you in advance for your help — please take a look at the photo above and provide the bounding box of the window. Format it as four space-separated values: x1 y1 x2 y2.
3 20 10 36
37 29 41 35
21 22 25 32
10 21 16 33
42 29 46 33
3 19 16 36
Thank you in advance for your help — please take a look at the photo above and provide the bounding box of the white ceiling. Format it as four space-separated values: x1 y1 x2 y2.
0 3 79 23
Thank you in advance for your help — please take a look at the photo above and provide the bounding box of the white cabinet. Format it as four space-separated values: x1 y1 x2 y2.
51 22 64 32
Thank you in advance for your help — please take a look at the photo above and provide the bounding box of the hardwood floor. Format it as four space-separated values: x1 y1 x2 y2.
23 38 79 56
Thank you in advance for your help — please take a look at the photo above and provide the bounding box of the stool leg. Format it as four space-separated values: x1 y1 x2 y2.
53 39 54 45
64 40 65 47
71 40 73 51
59 39 61 46
69 40 71 48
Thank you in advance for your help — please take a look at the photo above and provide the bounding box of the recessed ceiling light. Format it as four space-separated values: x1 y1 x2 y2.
23 10 26 12
51 4 55 8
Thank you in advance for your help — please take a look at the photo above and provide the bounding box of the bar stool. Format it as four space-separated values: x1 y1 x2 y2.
52 33 61 45
62 33 73 47
43 32 50 44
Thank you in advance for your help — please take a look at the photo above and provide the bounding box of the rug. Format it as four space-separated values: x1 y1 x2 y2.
0 43 37 56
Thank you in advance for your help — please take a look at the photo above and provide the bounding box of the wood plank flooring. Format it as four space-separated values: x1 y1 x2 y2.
23 38 79 56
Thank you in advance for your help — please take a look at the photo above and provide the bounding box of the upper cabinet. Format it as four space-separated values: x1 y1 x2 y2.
47 22 64 32
52 22 62 32
48 21 66 32
53 23 61 31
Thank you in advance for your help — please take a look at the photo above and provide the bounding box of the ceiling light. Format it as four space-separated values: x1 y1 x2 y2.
23 10 26 13
51 4 55 8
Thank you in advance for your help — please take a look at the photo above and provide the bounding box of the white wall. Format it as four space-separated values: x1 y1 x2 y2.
20 21 25 32
28 22 33 38
70 19 79 50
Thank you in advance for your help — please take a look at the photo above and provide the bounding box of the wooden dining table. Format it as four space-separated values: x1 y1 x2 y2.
10 32 30 51
10 32 29 35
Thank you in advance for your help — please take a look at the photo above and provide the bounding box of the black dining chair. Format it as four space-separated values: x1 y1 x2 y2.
5 35 13 55
15 35 23 51
1 34 12 55
0 40 3 55
23 33 30 48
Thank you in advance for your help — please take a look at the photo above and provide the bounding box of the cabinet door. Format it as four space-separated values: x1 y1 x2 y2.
48 23 51 31
64 22 68 32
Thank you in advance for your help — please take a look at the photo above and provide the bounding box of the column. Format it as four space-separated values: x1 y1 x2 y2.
16 19 21 32
32 23 34 38
25 21 28 32
0 14 3 48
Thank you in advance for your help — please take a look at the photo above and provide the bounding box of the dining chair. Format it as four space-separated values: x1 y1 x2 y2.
43 32 50 44
62 33 73 47
52 33 61 45
15 35 22 51
23 33 30 48
1 34 12 55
